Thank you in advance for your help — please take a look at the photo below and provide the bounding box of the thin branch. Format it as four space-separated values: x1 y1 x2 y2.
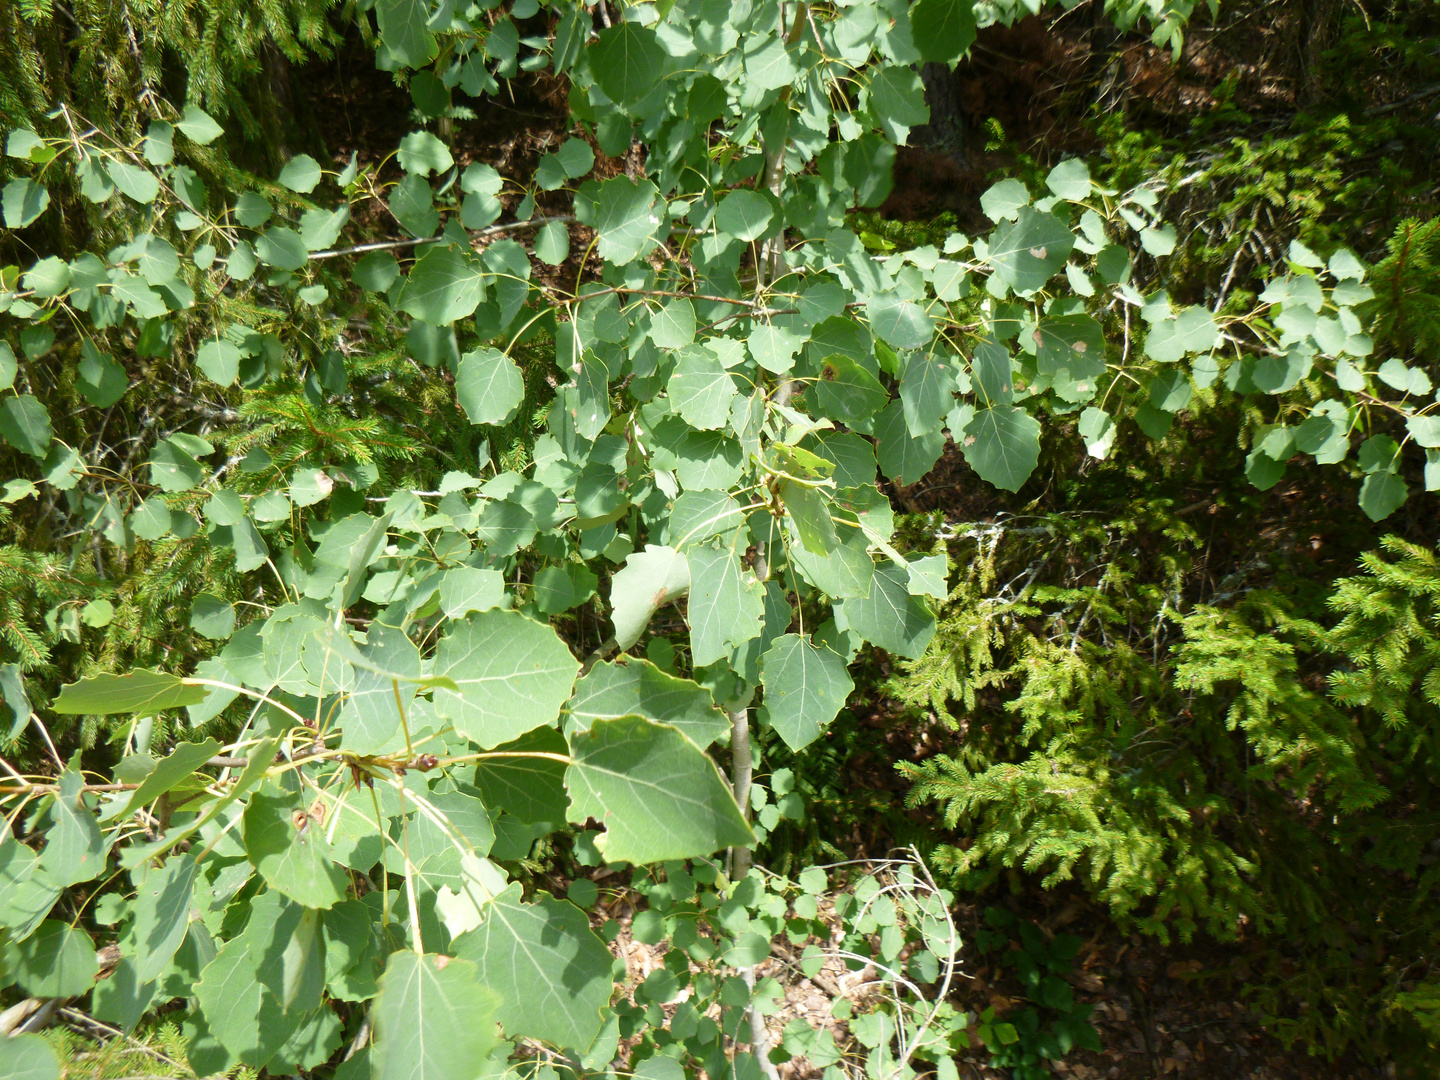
307 215 575 261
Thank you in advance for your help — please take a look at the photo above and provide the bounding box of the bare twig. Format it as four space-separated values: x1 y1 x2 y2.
307 215 575 261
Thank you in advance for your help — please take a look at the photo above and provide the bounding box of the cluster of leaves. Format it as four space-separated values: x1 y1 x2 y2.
971 908 1099 1080
0 0 1433 1075
598 855 966 1080
897 517 1440 1063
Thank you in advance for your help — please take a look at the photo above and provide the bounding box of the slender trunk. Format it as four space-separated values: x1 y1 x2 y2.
727 706 779 1080
729 706 754 880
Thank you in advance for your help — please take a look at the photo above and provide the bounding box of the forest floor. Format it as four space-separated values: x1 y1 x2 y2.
290 10 1409 1077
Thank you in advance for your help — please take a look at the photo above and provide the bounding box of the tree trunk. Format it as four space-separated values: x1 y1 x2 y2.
913 62 969 165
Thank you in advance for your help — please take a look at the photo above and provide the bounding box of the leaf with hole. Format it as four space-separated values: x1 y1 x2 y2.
244 790 350 909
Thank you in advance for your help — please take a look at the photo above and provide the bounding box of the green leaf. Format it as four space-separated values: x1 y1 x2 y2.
841 563 936 660
869 295 934 350
1359 471 1407 521
456 347 524 426
742 31 797 90
669 345 736 430
354 251 400 293
687 544 765 667
650 298 696 349
1079 405 1117 459
0 1034 60 1080
814 354 887 425
300 206 351 251
195 936 298 1068
148 437 206 492
109 271 168 318
332 623 421 754
190 593 236 640
0 838 61 938
472 726 569 825
900 354 954 436
906 553 949 600
453 885 613 1048
1 479 36 505
0 395 52 458
73 340 125 407
22 256 70 297
1046 158 1091 200
534 220 570 265
610 545 691 650
1037 317 1106 401
867 66 929 145
5 129 45 160
1377 357 1431 397
875 399 944 485
1406 414 1440 449
569 659 728 747
255 227 309 271
132 852 200 984
779 478 838 555
1140 225 1177 256
0 342 15 389
910 0 977 63
105 161 160 204
961 405 1041 492
372 952 500 1080
143 121 174 165
748 323 804 374
14 920 98 997
536 138 594 190
715 189 774 242
760 635 854 751
235 191 272 227
589 23 666 107
532 564 597 614
1146 305 1219 362
399 244 486 324
980 179 1030 223
987 208 1074 294
176 105 225 144
244 789 350 908
566 715 753 863
41 768 106 886
789 531 875 600
392 174 439 236
593 177 661 264
244 890 326 1013
227 240 257 280
196 336 242 386
556 137 594 179
439 566 506 618
398 131 454 177
432 609 581 749
2 662 30 739
3 177 51 226
52 669 210 714
278 154 323 193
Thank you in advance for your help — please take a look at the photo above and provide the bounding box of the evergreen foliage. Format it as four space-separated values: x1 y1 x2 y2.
0 0 342 141
898 521 1440 1061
